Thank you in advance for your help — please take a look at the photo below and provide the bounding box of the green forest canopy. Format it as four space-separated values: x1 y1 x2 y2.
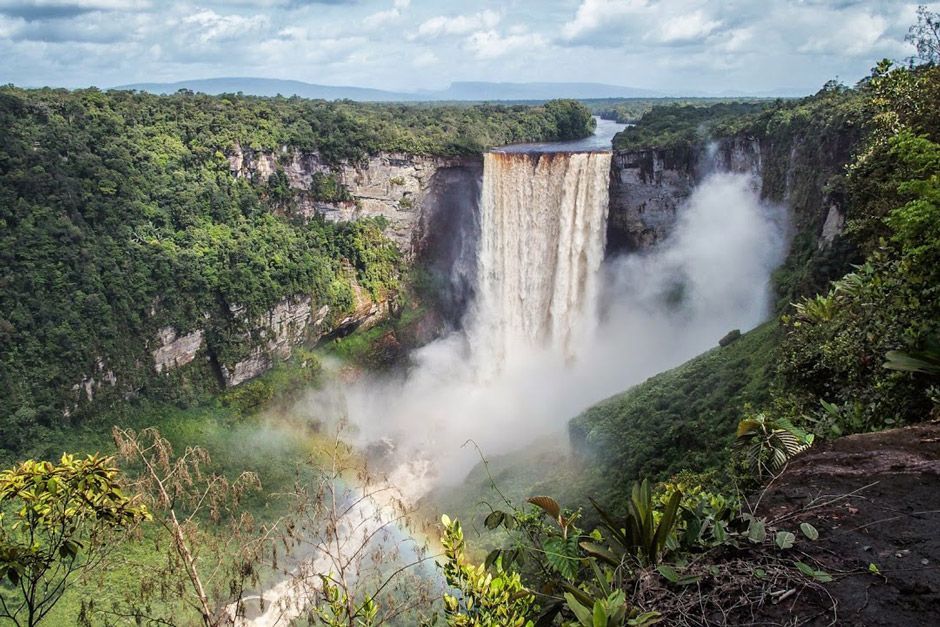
0 87 595 445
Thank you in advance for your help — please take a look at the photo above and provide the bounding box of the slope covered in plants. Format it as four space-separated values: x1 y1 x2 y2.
0 89 595 450
575 61 939 503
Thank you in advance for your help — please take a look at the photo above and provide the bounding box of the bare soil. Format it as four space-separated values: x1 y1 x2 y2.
754 422 940 625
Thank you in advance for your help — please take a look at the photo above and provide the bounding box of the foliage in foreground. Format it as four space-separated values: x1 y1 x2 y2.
437 470 830 627
440 515 533 627
779 60 940 435
0 455 148 626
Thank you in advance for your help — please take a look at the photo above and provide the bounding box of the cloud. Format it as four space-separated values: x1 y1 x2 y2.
715 27 755 53
415 9 500 38
0 0 931 95
655 10 722 44
798 10 888 56
180 9 270 45
464 27 547 60
362 0 409 30
0 0 148 20
7 11 138 41
561 0 728 48
561 0 648 45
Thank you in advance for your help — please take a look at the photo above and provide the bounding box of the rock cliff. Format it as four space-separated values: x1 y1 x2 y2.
607 131 852 258
226 146 481 258
606 148 697 252
145 149 482 388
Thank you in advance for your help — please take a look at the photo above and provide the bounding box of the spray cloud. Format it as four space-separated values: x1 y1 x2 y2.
300 163 788 494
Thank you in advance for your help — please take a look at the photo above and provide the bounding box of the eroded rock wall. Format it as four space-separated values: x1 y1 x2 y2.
607 132 844 255
226 146 479 258
606 148 698 253
144 150 482 389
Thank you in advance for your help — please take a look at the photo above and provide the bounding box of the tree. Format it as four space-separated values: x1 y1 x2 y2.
110 427 276 627
0 454 149 627
907 5 940 65
544 99 596 140
263 425 436 627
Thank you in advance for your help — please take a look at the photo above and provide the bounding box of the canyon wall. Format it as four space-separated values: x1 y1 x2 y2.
148 150 481 388
63 150 482 416
607 132 853 258
606 148 697 252
226 146 481 258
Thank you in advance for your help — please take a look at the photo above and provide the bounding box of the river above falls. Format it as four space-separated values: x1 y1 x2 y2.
494 116 627 153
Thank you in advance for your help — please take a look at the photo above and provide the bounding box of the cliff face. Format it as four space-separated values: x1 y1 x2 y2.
606 148 697 252
59 150 483 416
607 130 853 260
226 146 481 258
143 150 482 390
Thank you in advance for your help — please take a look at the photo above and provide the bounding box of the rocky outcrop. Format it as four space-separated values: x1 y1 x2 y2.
153 327 205 374
819 205 845 248
65 358 118 417
219 280 390 387
221 296 317 387
606 148 697 252
226 146 481 258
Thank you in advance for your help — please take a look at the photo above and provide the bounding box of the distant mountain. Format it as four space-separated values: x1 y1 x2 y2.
114 77 669 102
114 77 809 102
115 77 417 101
426 81 665 100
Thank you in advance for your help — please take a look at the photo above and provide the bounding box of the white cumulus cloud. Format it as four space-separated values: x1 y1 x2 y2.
416 9 500 38
464 28 547 60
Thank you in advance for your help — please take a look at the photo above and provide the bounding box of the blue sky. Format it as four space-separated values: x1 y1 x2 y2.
0 0 934 94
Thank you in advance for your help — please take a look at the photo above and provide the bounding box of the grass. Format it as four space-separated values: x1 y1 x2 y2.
570 321 781 506
1 355 338 626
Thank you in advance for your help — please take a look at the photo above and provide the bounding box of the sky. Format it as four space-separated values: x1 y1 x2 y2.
0 0 935 95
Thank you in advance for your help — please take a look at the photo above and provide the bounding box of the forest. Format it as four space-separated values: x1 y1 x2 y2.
1 7 939 625
0 89 595 450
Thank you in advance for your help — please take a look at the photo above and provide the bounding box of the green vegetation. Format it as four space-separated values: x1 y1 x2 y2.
0 455 149 626
544 99 597 140
309 171 353 203
438 473 822 626
1 351 334 625
2 10 938 625
440 515 534 627
612 102 769 151
570 322 779 502
0 85 405 442
0 87 593 445
583 97 772 124
778 61 940 435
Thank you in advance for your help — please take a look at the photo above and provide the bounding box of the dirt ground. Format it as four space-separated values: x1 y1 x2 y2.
754 422 940 625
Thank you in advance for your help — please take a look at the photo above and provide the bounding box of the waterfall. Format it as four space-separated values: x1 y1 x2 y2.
233 149 616 625
471 151 611 364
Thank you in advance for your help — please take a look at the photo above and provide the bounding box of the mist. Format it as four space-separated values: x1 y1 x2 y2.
296 170 788 495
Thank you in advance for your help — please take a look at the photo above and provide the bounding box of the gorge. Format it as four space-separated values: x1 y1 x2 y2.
228 114 800 623
3 60 937 625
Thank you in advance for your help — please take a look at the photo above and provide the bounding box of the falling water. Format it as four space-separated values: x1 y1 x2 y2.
231 136 791 624
471 151 611 364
